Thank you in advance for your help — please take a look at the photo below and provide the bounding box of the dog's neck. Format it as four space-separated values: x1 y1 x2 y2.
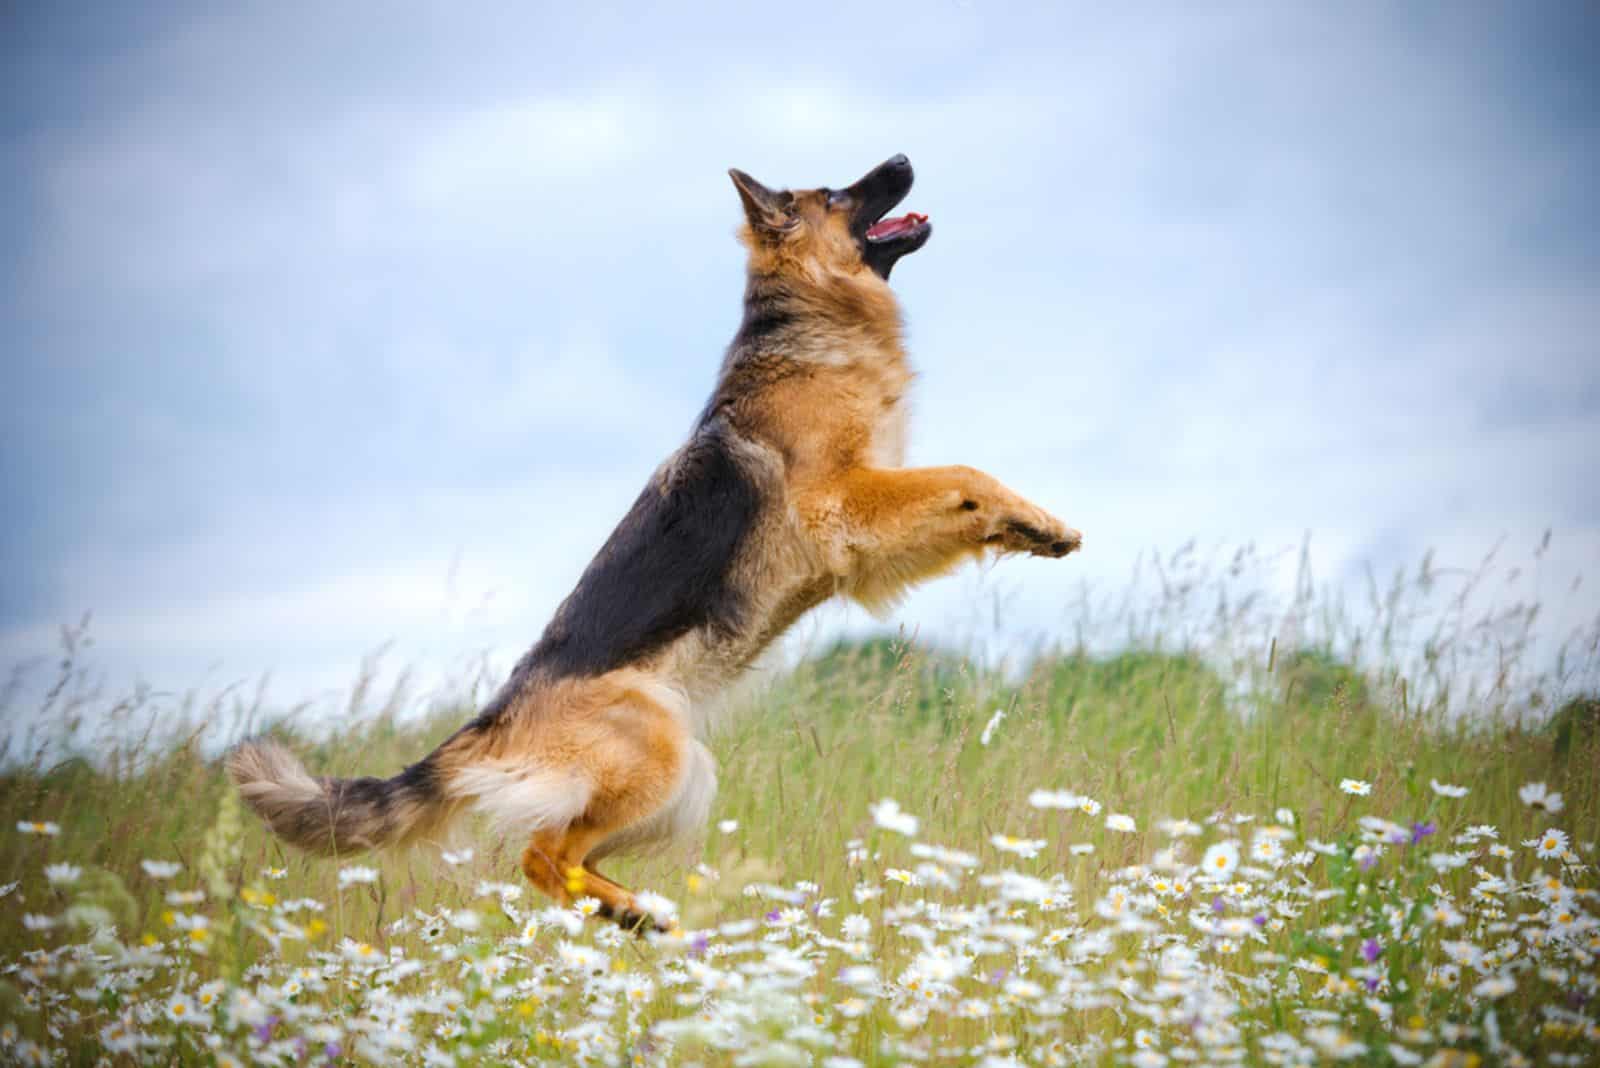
727 271 905 370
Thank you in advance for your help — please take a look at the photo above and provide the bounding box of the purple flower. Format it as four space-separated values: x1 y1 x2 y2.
1361 937 1383 963
254 1016 279 1044
1251 913 1268 928
690 933 710 957
1358 852 1378 872
764 909 781 924
1410 821 1437 844
323 1042 342 1064
1210 896 1226 914
1364 976 1381 992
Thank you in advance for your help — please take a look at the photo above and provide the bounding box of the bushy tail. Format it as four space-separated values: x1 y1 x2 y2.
226 738 455 856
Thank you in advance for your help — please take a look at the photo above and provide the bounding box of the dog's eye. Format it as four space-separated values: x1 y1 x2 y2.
824 188 848 210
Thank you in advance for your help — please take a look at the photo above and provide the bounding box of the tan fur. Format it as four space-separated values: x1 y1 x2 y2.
230 162 1080 932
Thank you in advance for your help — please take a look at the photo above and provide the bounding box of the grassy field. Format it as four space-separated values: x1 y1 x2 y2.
1 560 1597 1066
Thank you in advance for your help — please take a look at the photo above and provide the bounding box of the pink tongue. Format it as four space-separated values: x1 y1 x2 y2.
866 212 928 240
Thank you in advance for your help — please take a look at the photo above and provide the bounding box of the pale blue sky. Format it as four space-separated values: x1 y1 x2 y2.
3 2 1598 721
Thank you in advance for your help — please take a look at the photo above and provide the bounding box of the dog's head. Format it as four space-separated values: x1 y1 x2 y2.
729 154 931 282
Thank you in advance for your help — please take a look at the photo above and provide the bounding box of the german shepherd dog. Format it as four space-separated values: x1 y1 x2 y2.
229 155 1081 930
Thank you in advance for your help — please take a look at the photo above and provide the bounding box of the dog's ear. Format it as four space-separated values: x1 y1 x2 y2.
729 168 793 235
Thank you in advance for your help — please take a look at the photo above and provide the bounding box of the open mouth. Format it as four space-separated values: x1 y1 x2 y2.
865 212 930 243
847 154 931 279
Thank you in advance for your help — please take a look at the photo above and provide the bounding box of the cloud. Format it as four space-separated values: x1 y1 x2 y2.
2 3 1597 728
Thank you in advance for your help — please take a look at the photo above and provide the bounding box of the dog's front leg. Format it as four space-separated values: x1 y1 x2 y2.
801 465 1080 606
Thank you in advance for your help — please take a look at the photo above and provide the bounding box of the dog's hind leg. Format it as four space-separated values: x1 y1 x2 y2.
515 673 693 932
520 824 663 932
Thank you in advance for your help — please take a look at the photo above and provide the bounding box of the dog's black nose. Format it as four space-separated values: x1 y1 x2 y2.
886 153 910 169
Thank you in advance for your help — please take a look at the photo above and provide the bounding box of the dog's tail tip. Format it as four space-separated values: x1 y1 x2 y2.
226 736 316 794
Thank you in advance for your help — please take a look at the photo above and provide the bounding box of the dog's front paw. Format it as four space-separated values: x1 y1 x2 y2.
988 509 1082 558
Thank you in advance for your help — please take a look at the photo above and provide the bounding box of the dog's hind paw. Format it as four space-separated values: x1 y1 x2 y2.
597 900 672 937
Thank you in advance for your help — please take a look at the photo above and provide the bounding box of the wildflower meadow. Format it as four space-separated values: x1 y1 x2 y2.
1 548 1596 1065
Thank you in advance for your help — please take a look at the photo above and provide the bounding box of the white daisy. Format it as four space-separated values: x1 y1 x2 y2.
1429 779 1468 798
1251 837 1285 863
1472 975 1515 998
556 941 607 973
909 842 979 868
1518 782 1564 814
1426 902 1465 927
1028 789 1082 810
337 865 380 887
1340 778 1372 796
43 863 82 886
990 835 1046 858
1201 841 1241 878
1527 828 1570 859
164 993 199 1024
633 890 678 923
869 798 919 837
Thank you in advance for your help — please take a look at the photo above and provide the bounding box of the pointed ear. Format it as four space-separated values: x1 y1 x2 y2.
728 168 791 233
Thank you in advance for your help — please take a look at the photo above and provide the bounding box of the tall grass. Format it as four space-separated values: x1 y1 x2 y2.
1 545 1595 1064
